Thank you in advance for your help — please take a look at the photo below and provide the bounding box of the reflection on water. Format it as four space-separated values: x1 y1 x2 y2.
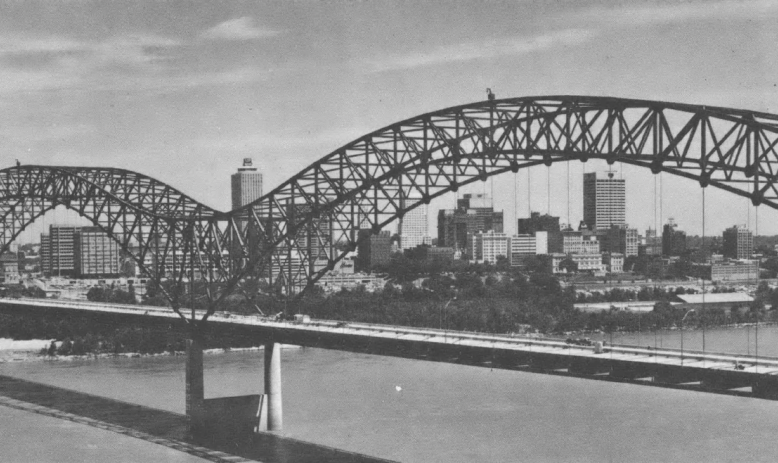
3 330 778 462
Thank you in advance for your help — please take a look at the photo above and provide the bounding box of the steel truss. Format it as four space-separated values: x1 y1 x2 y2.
2 96 778 322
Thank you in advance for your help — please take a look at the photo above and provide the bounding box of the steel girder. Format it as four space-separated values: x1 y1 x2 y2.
3 96 778 318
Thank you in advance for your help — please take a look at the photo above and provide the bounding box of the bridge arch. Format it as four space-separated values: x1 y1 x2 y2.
3 96 778 314
244 96 778 291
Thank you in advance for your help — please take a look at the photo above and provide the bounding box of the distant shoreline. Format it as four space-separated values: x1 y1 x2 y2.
0 339 300 364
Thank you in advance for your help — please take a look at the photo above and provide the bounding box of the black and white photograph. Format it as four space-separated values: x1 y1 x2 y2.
1 1 778 462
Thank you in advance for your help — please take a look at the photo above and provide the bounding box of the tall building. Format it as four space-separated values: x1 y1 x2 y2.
509 231 547 267
518 211 561 253
472 231 509 264
74 227 121 277
231 158 263 210
606 226 639 257
662 219 687 256
723 225 753 260
399 204 428 250
583 172 626 231
437 194 503 258
40 234 50 275
49 226 79 277
356 229 392 271
518 212 560 235
641 228 662 256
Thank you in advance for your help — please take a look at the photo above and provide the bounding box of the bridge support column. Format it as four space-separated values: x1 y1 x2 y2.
185 335 205 435
261 342 283 432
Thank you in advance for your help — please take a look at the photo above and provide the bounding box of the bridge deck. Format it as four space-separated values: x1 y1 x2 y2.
4 298 778 399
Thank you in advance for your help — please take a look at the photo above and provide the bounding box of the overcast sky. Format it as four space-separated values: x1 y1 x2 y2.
3 0 778 241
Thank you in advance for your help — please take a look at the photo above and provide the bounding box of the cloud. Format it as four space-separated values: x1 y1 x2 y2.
571 0 778 27
201 17 281 41
367 29 596 73
0 33 181 70
0 32 271 96
92 34 182 65
0 35 86 56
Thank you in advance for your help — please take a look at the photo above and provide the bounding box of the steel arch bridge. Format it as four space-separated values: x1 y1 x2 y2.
3 95 778 323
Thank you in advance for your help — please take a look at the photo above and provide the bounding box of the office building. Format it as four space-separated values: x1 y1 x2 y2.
472 230 509 264
437 194 503 258
356 229 392 271
399 204 429 250
48 226 79 277
606 226 639 257
722 225 753 260
509 231 547 267
518 212 560 235
583 172 626 230
40 234 50 275
662 219 687 256
691 260 759 282
231 158 263 210
518 212 560 254
74 227 121 277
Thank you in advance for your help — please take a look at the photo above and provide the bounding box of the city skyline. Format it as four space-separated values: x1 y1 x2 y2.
3 1 778 241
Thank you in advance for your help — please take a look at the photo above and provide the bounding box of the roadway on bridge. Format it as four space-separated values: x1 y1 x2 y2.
5 297 778 380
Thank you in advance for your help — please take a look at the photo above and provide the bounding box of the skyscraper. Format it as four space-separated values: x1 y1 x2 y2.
399 204 428 250
40 234 50 275
723 225 753 260
74 227 120 277
231 158 264 266
231 158 263 210
583 172 625 231
48 225 79 277
662 219 687 256
437 194 503 258
606 226 639 257
356 229 392 271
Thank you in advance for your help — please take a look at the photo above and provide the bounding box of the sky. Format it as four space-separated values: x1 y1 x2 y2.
2 0 778 242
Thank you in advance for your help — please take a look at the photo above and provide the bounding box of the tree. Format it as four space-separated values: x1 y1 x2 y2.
495 255 510 272
524 255 551 274
559 258 578 274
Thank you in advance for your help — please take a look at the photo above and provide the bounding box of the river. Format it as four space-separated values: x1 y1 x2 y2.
3 327 778 462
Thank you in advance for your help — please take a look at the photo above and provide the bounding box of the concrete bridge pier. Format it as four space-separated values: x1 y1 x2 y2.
259 342 283 432
185 335 205 435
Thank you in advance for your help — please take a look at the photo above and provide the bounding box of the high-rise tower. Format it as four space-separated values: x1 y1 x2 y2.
231 158 263 210
583 172 625 231
723 225 753 260
399 204 429 250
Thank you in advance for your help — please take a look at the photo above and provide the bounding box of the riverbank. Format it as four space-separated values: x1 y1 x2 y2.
0 338 300 364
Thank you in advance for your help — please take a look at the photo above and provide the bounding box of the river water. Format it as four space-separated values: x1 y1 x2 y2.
3 327 778 462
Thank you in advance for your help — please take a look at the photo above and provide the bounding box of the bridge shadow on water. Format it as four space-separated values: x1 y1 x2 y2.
0 374 395 463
